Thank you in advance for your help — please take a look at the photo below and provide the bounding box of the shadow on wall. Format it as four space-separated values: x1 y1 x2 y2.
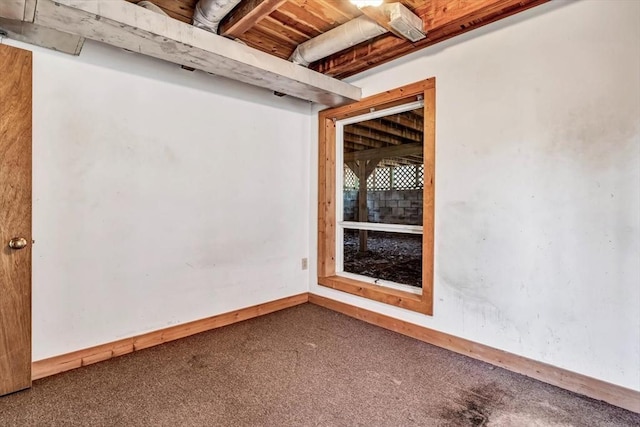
344 0 574 84
34 38 312 114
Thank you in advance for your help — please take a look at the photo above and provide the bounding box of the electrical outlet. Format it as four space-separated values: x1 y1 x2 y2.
301 258 308 270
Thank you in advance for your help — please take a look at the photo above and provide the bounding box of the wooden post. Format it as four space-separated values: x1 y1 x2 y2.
358 161 368 252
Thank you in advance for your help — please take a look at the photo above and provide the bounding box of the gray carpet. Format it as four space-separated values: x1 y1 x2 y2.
0 303 638 426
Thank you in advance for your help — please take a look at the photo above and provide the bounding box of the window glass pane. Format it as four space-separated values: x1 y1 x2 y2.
343 230 422 288
343 108 423 226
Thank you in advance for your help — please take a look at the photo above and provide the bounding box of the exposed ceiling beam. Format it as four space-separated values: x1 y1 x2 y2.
379 115 423 133
344 142 423 162
0 17 85 55
406 154 424 162
125 0 195 24
0 0 28 21
0 0 84 55
344 134 384 149
379 157 420 166
311 0 549 78
33 0 361 107
219 0 287 39
347 124 415 146
356 120 422 142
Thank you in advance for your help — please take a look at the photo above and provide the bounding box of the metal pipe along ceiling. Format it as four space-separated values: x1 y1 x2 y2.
192 0 243 33
289 16 387 67
289 3 425 68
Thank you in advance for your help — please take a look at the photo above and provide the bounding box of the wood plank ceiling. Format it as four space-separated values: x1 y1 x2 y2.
345 107 424 162
127 0 549 79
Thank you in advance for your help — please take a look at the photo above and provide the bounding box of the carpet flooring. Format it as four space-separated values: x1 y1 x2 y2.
0 303 638 426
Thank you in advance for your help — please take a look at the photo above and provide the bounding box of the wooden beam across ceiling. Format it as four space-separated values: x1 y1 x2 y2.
117 1 548 80
123 0 197 24
220 0 287 39
345 125 409 146
344 142 423 162
380 115 423 133
344 134 384 150
356 120 422 143
0 0 84 55
311 0 550 78
0 0 30 20
33 0 361 106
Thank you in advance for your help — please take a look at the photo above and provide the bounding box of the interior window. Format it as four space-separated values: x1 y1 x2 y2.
338 104 424 294
318 78 435 315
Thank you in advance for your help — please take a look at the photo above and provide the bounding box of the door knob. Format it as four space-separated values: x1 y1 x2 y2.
8 237 28 250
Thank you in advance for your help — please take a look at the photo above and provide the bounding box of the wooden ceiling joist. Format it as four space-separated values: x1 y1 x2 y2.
344 142 423 162
380 115 423 133
5 0 549 105
344 140 380 151
355 120 422 143
33 0 361 106
344 134 385 149
345 126 409 147
0 0 31 20
0 0 84 55
220 0 287 39
115 1 549 79
311 0 549 78
130 0 196 24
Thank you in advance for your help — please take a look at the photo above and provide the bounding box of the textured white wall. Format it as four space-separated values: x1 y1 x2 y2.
3 39 311 361
310 0 640 390
3 0 638 391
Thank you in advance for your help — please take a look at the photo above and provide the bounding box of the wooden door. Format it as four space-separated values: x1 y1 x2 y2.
0 43 32 396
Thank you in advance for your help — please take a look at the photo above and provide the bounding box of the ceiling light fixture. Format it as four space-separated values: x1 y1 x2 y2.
350 0 384 8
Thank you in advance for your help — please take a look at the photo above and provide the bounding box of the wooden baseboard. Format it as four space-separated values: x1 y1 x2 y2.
308 293 640 413
31 292 639 413
32 293 309 380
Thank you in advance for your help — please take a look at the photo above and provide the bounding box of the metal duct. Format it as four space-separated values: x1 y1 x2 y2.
192 0 242 33
136 1 168 16
289 3 425 67
289 16 386 67
386 2 426 42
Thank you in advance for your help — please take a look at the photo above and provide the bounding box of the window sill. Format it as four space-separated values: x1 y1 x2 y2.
318 275 432 315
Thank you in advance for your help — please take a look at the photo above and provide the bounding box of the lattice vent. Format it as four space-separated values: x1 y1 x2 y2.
393 165 424 190
367 167 391 190
344 164 423 190
343 165 359 190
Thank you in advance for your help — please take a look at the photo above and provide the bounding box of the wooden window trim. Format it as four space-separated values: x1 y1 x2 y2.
318 78 435 315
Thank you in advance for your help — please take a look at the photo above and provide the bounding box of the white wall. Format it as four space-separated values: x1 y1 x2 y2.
2 0 638 392
2 38 311 361
310 0 640 390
